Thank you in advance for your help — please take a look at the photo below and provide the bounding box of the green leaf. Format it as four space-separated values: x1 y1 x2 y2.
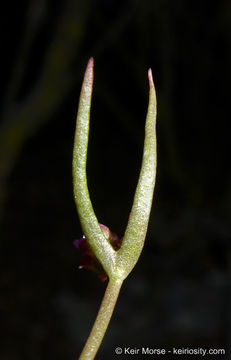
73 60 157 281
73 58 116 277
116 69 157 279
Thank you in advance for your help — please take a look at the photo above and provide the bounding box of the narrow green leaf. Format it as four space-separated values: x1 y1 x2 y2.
73 58 116 277
116 69 157 279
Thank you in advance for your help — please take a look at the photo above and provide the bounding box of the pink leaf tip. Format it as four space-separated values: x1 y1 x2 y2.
148 68 153 87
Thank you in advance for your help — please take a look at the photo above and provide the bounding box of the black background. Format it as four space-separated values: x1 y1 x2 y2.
1 0 231 359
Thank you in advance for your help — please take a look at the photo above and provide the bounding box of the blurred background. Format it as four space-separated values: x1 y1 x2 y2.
1 0 231 359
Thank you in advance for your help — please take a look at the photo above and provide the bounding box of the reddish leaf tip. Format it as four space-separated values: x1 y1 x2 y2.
148 68 153 87
82 58 94 93
87 57 94 69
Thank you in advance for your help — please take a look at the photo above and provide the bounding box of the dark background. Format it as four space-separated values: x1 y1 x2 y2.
1 0 231 359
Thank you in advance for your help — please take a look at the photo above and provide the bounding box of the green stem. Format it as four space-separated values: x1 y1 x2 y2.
79 278 123 360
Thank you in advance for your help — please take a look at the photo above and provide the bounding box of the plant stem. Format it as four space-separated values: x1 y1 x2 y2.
79 278 123 360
